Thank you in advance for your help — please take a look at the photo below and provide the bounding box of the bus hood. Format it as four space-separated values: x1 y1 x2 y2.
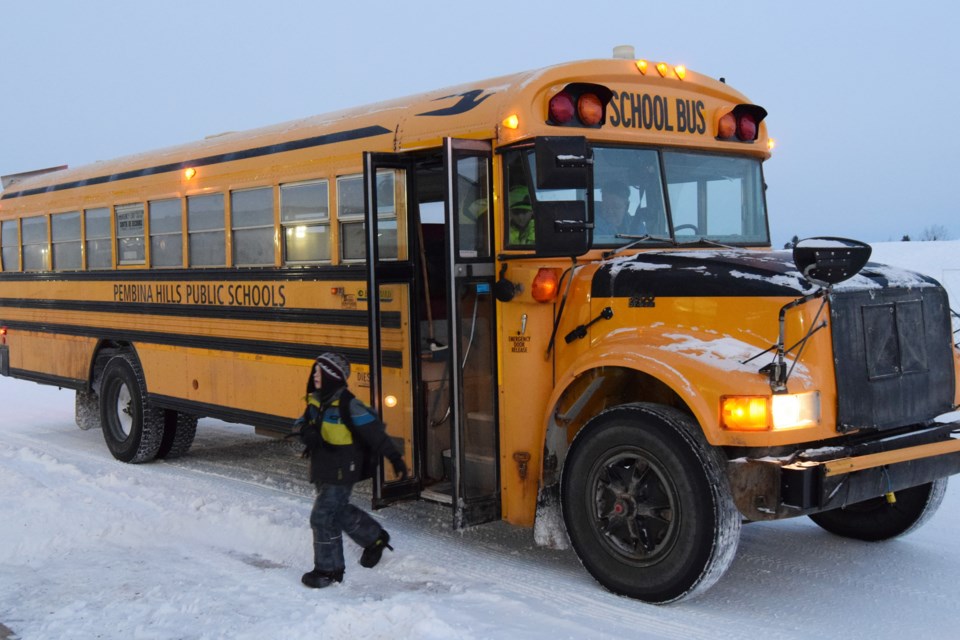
590 249 943 299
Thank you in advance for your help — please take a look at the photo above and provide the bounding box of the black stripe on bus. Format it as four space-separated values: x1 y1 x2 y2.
0 297 401 328
1 125 394 200
0 320 404 368
3 369 316 433
0 265 371 283
149 394 295 434
6 368 85 391
4 370 313 433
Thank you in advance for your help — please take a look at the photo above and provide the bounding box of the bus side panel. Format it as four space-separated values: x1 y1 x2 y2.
497 298 558 527
7 330 97 384
137 343 308 422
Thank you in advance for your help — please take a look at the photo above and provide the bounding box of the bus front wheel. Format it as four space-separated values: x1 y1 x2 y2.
99 354 164 463
561 403 741 604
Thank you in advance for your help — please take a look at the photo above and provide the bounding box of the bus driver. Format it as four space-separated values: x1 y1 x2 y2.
594 181 631 240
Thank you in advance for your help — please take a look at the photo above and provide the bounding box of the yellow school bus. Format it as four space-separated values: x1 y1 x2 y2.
3 49 960 603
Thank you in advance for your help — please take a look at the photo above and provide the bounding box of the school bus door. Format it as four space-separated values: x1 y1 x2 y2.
364 141 500 528
442 138 500 528
363 152 421 507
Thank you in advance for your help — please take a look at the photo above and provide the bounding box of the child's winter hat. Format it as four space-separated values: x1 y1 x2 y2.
315 352 350 384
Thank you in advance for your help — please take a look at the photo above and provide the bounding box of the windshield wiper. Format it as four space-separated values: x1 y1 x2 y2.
602 234 677 259
675 237 736 249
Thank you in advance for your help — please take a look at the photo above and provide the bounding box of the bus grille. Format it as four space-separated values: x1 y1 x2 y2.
829 285 955 431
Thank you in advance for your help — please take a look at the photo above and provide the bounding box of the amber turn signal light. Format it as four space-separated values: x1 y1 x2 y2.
720 396 770 431
531 268 560 303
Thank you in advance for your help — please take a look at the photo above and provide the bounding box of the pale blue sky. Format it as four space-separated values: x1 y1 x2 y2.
2 1 957 246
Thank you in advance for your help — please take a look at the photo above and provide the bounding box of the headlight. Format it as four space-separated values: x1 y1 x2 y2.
721 392 820 431
772 391 820 429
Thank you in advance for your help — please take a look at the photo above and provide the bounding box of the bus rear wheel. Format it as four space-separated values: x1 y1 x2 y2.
808 479 948 541
561 403 740 604
157 410 198 459
99 353 164 463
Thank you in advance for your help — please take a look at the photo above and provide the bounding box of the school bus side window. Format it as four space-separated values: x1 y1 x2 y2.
338 174 365 262
503 150 535 248
231 187 274 267
52 211 81 271
115 203 145 265
21 216 49 271
281 180 330 264
188 194 225 267
338 171 399 263
150 199 183 268
456 156 490 259
85 208 112 269
1 220 19 271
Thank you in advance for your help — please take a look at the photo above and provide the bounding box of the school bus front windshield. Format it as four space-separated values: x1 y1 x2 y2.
504 145 769 248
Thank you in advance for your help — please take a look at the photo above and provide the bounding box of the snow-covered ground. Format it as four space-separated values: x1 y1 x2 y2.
2 241 960 639
3 379 960 640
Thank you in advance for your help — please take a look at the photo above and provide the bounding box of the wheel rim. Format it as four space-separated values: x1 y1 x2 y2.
115 382 134 438
587 447 679 565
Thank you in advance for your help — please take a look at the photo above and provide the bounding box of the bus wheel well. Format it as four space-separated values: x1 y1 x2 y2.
556 366 693 444
87 340 137 395
534 366 694 548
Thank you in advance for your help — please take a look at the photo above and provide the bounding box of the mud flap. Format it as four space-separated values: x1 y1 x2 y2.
533 483 570 549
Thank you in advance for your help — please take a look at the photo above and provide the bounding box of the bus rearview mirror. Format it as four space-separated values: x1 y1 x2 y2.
793 237 872 287
535 136 592 190
534 200 590 258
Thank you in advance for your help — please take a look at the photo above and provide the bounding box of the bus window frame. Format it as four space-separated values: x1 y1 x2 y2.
1 218 20 272
280 178 331 266
115 203 146 267
187 193 226 268
230 185 276 268
84 207 112 270
149 198 185 269
659 148 770 246
339 171 400 264
498 141 593 258
20 215 49 272
51 210 82 271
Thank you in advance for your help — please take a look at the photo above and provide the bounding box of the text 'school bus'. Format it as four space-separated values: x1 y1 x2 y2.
2 47 959 603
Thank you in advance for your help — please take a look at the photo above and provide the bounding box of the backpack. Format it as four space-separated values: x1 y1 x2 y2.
337 389 380 480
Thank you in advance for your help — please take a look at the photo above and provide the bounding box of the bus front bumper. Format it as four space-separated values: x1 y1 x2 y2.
728 422 960 521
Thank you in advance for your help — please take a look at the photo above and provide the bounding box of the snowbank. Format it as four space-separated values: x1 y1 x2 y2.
870 240 960 310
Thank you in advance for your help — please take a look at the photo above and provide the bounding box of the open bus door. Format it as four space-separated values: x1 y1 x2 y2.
442 138 500 529
363 140 500 528
363 152 421 507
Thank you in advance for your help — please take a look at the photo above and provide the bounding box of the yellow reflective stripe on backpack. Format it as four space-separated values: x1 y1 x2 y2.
320 400 354 445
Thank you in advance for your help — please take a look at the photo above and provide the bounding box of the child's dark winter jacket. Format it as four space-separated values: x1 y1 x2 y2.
295 388 402 485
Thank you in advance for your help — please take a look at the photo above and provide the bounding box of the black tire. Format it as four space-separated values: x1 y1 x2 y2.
75 390 101 430
809 478 948 541
561 403 741 604
99 354 164 463
157 410 198 459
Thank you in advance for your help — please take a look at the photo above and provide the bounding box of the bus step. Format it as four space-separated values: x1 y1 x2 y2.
421 486 453 505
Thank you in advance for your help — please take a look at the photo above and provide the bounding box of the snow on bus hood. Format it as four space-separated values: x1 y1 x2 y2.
658 332 812 384
591 249 942 299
